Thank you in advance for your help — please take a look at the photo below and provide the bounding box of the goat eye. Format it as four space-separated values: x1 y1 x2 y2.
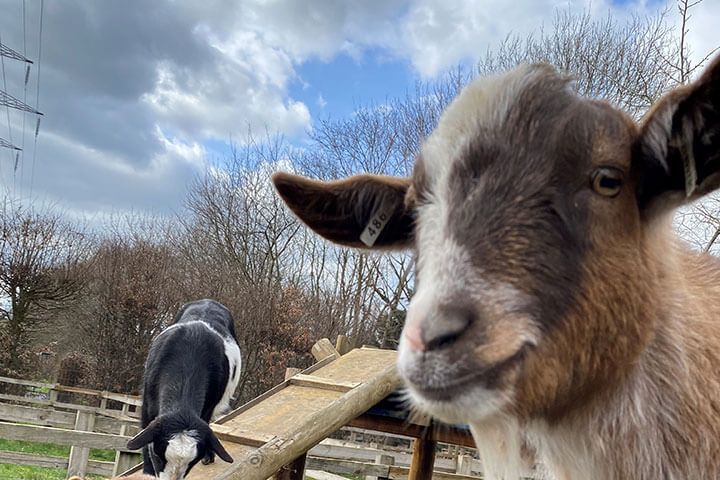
590 168 623 198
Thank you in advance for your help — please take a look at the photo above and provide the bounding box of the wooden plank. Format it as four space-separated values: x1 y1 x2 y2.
370 453 395 480
226 385 342 443
408 436 436 480
0 450 115 476
0 421 133 450
311 338 340 361
456 454 474 475
288 375 359 393
215 355 338 425
0 375 140 404
306 458 483 480
0 450 67 469
306 457 390 477
388 466 480 480
0 375 55 389
54 384 103 398
209 358 400 480
86 459 117 477
101 391 142 406
212 424 277 448
334 335 353 355
113 450 143 477
0 392 141 420
0 402 75 428
347 415 476 449
272 367 310 480
305 470 349 480
67 410 97 478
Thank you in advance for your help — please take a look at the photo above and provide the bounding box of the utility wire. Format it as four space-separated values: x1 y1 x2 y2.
0 32 12 189
29 0 43 197
20 0 28 191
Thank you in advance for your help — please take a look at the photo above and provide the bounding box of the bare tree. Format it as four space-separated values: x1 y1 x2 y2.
0 199 91 376
46 214 185 393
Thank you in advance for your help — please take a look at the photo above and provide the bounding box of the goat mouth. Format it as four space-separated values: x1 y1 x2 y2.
407 345 529 402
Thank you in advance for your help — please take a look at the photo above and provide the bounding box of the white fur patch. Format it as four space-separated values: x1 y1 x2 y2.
212 336 242 420
160 431 198 480
155 320 242 421
420 64 542 188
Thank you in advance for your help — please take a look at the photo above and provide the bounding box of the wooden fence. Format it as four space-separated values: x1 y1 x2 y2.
0 355 497 480
0 375 142 478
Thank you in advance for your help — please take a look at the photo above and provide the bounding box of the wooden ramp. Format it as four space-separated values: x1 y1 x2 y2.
187 346 399 480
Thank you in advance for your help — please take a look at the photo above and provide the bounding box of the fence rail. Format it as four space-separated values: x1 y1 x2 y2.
0 375 143 478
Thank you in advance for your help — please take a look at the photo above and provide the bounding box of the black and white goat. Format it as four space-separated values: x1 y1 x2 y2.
127 299 241 480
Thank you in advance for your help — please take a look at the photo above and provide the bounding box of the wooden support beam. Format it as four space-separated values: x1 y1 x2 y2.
311 338 340 361
289 374 359 393
347 414 476 448
408 432 437 480
272 453 307 480
335 335 353 355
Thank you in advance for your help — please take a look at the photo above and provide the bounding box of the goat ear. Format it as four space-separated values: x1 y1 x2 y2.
208 431 233 463
126 419 161 450
271 172 414 249
637 55 720 211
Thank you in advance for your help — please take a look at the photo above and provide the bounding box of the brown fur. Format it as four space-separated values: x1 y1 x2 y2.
273 55 720 479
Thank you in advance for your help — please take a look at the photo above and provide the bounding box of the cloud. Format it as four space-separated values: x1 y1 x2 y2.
0 0 316 215
685 0 720 72
1 0 715 222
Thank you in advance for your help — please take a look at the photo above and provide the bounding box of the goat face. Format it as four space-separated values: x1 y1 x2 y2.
273 57 720 426
127 411 233 480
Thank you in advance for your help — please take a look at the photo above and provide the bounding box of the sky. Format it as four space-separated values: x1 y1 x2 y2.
0 0 718 223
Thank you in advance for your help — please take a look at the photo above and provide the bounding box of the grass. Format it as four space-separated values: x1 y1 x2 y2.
0 438 114 480
0 463 68 480
0 438 115 462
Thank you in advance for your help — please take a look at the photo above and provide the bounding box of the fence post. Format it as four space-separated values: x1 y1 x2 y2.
113 402 141 476
408 435 436 480
67 410 96 478
48 387 58 404
456 454 474 475
365 453 394 480
335 335 353 355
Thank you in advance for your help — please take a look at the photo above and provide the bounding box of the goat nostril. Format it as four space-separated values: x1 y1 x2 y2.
423 305 474 352
425 330 465 351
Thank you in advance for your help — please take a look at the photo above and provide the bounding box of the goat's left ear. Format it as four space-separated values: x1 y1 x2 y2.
637 55 720 210
272 172 415 249
126 419 161 450
209 431 233 463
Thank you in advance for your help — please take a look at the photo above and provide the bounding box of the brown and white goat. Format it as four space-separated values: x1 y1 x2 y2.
272 56 720 479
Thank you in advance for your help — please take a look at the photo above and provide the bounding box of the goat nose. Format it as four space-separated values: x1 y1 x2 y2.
423 305 474 351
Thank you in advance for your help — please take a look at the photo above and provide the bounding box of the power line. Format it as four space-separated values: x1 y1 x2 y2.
20 0 28 188
0 137 21 150
0 42 32 64
29 0 44 196
0 33 14 185
0 90 42 115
